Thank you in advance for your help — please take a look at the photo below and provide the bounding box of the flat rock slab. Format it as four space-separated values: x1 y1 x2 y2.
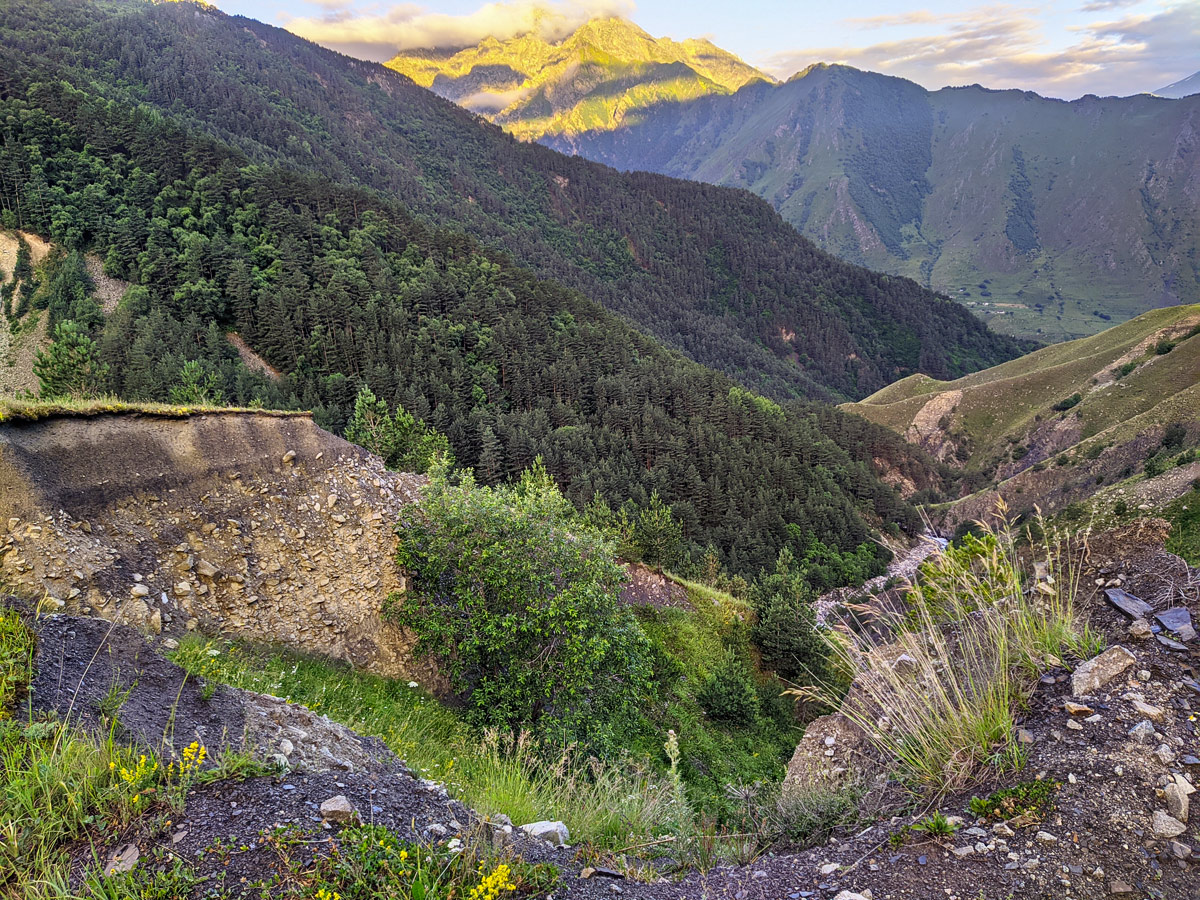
1105 588 1153 619
1155 607 1196 642
1072 645 1137 696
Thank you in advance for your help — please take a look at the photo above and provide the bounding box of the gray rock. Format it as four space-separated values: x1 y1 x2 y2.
1165 783 1189 823
1155 743 1176 765
1151 810 1187 839
519 820 569 846
1072 646 1136 696
1128 720 1157 744
1155 607 1196 642
319 795 358 824
1036 831 1058 844
105 844 139 876
1104 588 1153 619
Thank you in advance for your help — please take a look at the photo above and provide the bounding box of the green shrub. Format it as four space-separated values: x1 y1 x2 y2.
33 320 110 400
1155 339 1176 355
345 385 451 475
390 459 653 751
1113 500 1128 517
1116 361 1138 379
1162 422 1188 452
1051 393 1082 412
1144 453 1168 479
751 548 835 687
968 780 1058 822
697 650 760 725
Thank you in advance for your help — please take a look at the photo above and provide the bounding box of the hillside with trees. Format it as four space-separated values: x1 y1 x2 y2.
0 0 1025 403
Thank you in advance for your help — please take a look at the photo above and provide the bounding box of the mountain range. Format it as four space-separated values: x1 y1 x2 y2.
2 0 1014 579
402 19 1200 343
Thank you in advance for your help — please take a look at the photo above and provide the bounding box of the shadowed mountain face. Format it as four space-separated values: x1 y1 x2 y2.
387 17 773 141
405 21 1198 344
0 0 1026 404
543 63 1200 343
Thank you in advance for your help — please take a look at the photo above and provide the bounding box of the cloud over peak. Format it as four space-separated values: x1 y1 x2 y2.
282 0 634 61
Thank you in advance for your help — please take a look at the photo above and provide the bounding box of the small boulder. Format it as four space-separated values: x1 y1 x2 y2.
1072 646 1136 696
1165 783 1189 823
1128 720 1157 744
105 844 139 876
1151 810 1187 839
1129 619 1153 640
1131 700 1165 723
519 820 569 846
319 795 358 824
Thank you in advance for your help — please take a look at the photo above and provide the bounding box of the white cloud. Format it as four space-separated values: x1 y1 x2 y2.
763 2 1200 98
283 0 634 61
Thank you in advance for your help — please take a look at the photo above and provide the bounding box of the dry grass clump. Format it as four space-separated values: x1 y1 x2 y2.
795 507 1103 792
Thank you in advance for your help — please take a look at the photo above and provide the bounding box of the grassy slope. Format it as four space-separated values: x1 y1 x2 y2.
172 578 797 828
845 304 1200 465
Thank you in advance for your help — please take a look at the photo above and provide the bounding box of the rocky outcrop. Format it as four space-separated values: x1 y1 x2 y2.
0 410 435 684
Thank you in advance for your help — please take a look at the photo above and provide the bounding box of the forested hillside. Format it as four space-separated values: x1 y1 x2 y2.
0 74 950 577
0 0 1024 402
547 63 1200 341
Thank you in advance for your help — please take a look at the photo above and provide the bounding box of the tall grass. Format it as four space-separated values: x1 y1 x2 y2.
795 509 1103 791
170 638 679 849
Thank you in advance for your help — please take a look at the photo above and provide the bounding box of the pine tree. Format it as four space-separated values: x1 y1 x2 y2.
33 321 110 399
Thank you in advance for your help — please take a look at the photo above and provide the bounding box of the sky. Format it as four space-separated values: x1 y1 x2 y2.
205 0 1200 99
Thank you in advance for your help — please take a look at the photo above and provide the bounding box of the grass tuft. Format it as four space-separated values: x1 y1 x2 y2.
793 506 1102 792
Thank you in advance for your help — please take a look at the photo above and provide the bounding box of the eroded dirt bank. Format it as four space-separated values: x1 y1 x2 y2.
0 411 434 682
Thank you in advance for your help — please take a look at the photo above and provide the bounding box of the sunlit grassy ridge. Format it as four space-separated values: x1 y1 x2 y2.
387 17 772 139
0 396 306 424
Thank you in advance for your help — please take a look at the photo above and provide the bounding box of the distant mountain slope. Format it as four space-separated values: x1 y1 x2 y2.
843 306 1200 528
542 64 1200 343
0 1 1024 403
387 17 772 141
1155 71 1200 99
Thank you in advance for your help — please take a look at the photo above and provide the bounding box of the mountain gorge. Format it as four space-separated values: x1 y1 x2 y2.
408 19 1200 342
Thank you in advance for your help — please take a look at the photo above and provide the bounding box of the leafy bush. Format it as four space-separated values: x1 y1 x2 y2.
1113 500 1128 517
697 650 760 725
1051 393 1082 412
1116 361 1138 379
1155 339 1176 355
1162 422 1188 452
390 459 654 750
1144 453 1168 479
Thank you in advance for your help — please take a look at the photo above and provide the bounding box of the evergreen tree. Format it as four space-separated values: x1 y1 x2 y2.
33 321 109 399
